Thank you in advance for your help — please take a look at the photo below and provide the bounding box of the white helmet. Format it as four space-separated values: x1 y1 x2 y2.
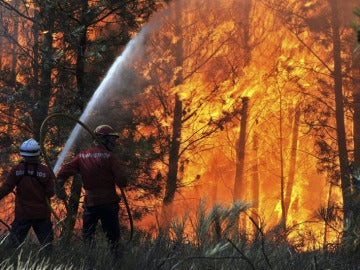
20 138 40 157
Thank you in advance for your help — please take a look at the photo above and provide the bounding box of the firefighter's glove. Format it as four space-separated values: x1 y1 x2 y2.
55 181 67 200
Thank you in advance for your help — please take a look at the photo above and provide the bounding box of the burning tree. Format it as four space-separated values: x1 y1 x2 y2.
260 0 360 246
1 0 360 252
121 0 359 247
131 0 246 228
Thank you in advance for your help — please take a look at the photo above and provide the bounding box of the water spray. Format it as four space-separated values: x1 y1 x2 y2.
39 112 133 242
42 21 149 244
53 27 148 175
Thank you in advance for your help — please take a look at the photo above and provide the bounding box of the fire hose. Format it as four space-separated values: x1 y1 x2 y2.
39 112 133 242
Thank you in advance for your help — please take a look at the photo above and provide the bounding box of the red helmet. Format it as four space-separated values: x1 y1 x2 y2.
94 125 119 137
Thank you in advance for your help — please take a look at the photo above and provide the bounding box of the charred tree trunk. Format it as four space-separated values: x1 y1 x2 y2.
160 0 184 231
75 0 89 112
329 0 351 233
163 0 183 207
31 9 40 133
160 93 182 231
323 182 334 249
163 93 182 205
284 105 300 218
250 131 260 236
64 0 89 238
233 0 252 200
242 0 252 66
234 97 249 201
61 175 82 244
32 2 55 139
10 1 18 87
251 132 259 209
279 91 286 228
8 0 19 144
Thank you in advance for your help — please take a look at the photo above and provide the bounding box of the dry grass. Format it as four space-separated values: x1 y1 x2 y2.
0 202 360 270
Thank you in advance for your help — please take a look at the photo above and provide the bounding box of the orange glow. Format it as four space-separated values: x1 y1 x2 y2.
0 0 357 251
124 0 357 251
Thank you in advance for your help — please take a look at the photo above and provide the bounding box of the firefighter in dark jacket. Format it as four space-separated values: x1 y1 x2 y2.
0 138 54 251
56 124 128 252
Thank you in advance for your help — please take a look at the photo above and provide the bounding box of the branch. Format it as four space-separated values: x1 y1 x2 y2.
247 215 273 270
0 218 11 232
0 1 35 23
226 238 257 270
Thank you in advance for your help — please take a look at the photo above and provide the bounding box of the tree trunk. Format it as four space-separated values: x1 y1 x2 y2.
31 9 40 130
284 105 300 218
32 2 55 139
163 93 182 205
10 0 19 86
63 0 90 238
251 132 259 210
323 182 334 249
61 175 82 244
241 0 252 67
250 131 260 236
160 93 182 231
279 91 286 227
234 97 249 201
233 0 252 201
75 0 89 111
329 0 351 231
163 0 183 206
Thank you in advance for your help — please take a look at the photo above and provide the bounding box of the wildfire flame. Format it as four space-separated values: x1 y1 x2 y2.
0 0 358 251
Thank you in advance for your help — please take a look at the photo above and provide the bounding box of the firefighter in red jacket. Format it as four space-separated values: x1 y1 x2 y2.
56 124 128 252
0 138 54 251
